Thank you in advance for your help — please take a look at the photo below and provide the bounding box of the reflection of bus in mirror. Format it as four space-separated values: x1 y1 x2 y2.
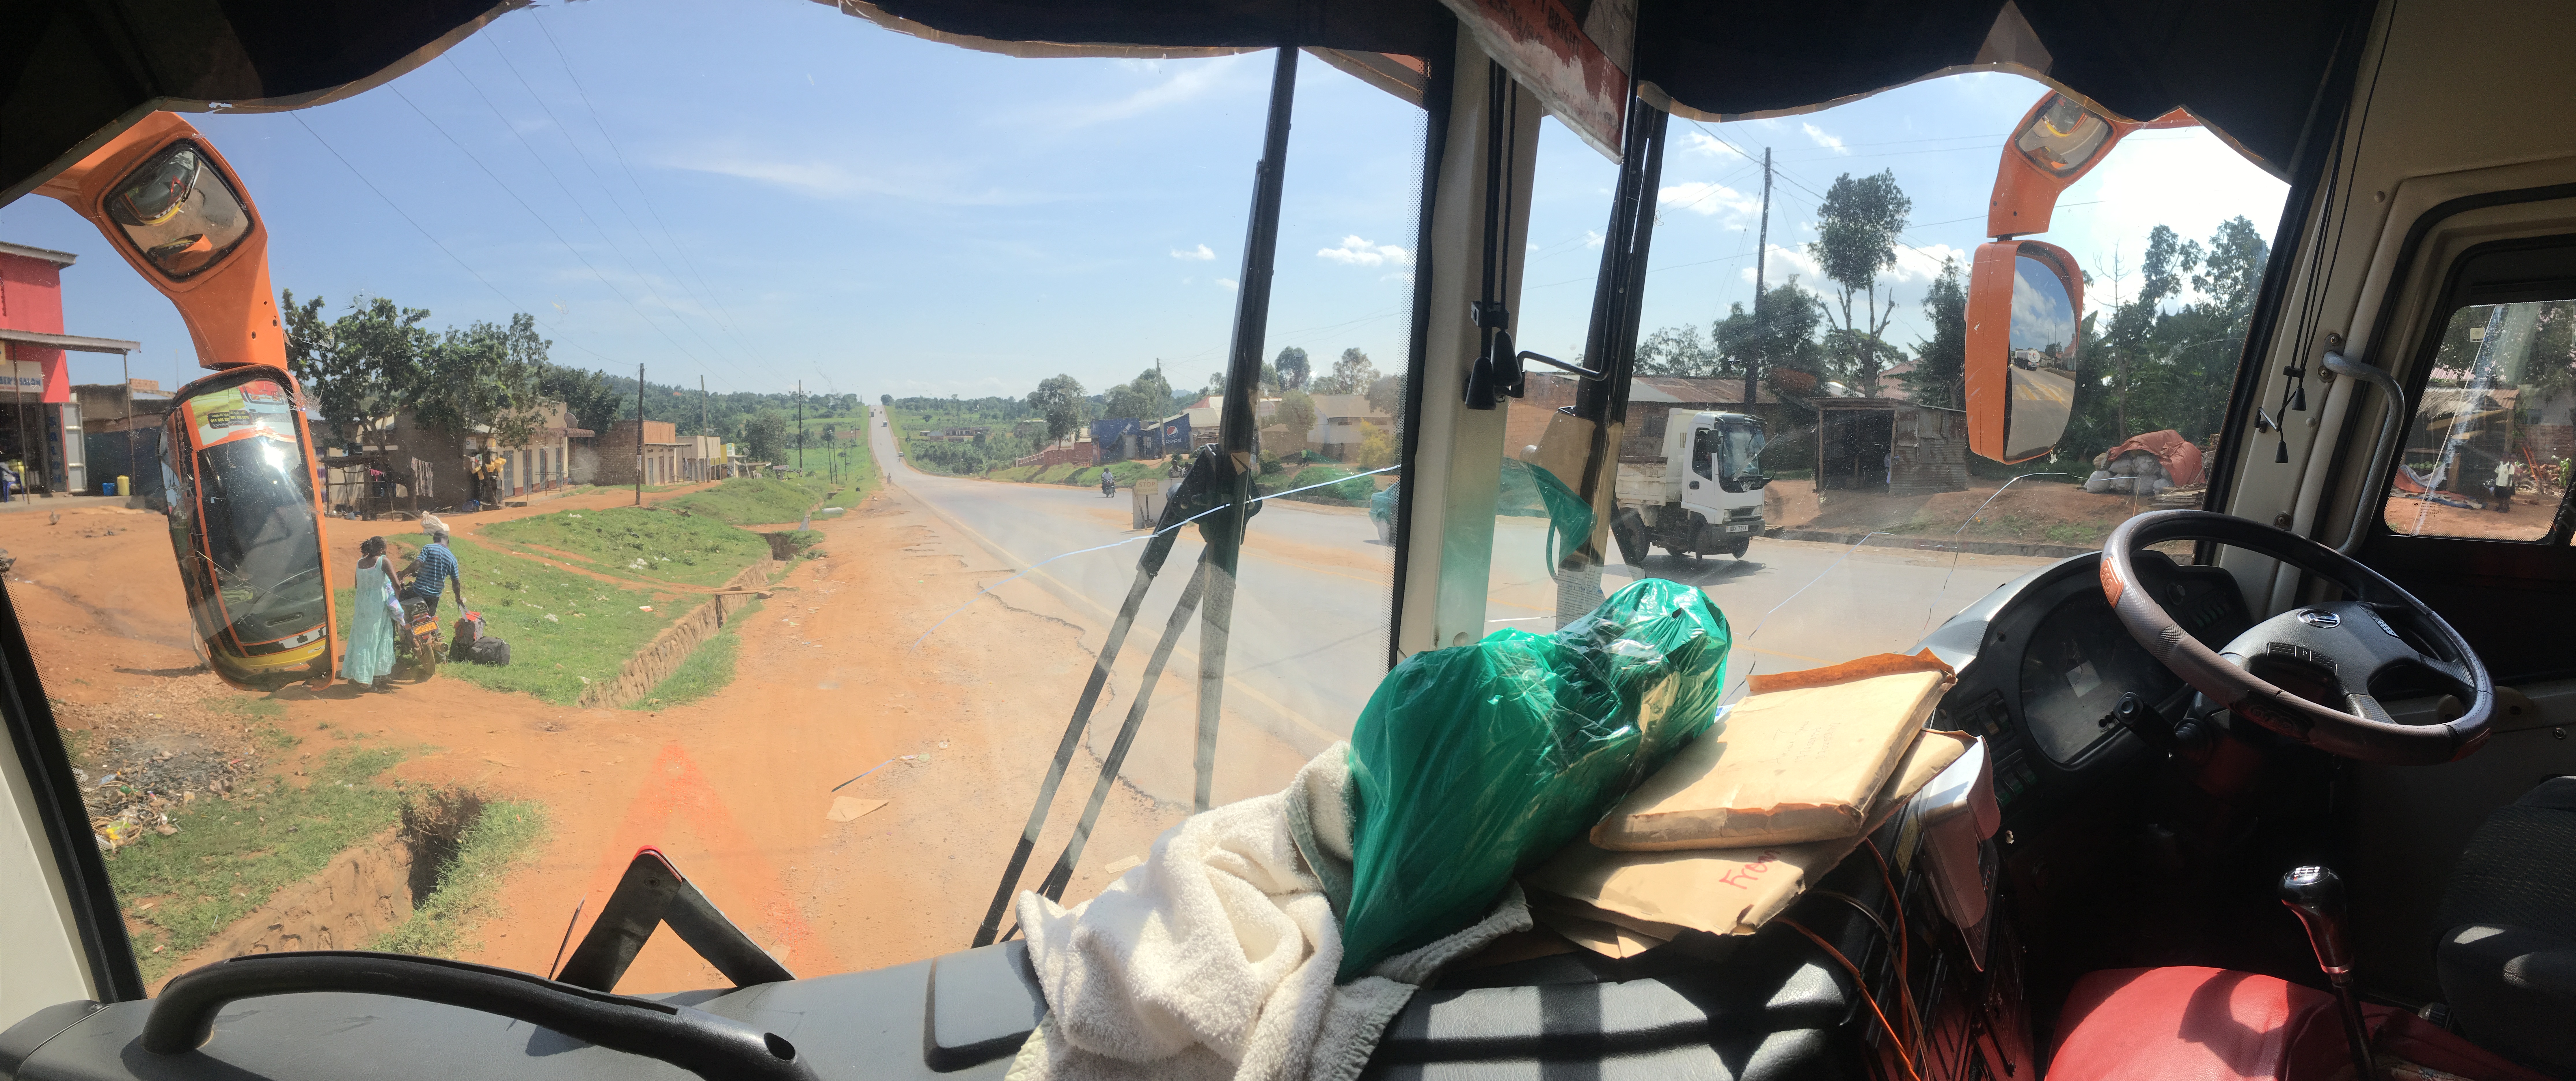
163 366 337 689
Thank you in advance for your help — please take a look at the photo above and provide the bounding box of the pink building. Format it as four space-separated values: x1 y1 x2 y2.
0 241 138 494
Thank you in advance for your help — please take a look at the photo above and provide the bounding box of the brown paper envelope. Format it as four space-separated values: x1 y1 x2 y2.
1528 897 1673 959
1531 730 1973 938
1591 665 1952 851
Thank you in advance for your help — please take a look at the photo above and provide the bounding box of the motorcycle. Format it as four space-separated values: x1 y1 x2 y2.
1100 472 1118 498
396 596 440 681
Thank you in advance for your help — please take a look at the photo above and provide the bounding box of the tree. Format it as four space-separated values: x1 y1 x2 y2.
1260 362 1284 394
1274 388 1318 443
281 291 435 450
1807 170 1913 396
880 393 893 407
1205 370 1229 399
1274 346 1311 390
424 313 550 452
1104 365 1175 421
1365 373 1405 417
1026 374 1087 446
741 410 789 461
1635 324 1714 376
1903 258 1968 409
1353 423 1397 469
1312 347 1381 394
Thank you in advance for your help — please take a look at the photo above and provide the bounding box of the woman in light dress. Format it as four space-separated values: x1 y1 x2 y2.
345 535 406 691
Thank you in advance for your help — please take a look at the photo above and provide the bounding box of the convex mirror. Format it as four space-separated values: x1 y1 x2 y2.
1965 239 2083 463
105 142 254 280
163 368 338 689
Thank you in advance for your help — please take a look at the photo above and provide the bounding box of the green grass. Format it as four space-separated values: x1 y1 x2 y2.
622 599 761 710
482 506 772 588
430 536 686 704
665 475 831 525
110 745 408 984
371 796 547 957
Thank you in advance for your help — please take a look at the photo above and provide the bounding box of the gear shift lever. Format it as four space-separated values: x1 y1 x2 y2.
2280 866 2374 1078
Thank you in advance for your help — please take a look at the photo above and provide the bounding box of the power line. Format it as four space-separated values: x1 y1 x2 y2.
442 54 748 385
474 35 777 381
288 112 629 370
528 12 772 384
389 83 725 381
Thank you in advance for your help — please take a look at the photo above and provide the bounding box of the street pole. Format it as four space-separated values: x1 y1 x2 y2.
700 376 708 483
796 380 805 473
121 349 134 501
634 364 645 506
1745 146 1770 409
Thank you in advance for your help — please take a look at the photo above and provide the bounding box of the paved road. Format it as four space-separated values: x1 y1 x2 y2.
2009 365 2077 453
871 409 2059 762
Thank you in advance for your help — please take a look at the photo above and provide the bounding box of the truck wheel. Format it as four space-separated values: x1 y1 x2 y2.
1612 511 1647 567
1730 539 1750 559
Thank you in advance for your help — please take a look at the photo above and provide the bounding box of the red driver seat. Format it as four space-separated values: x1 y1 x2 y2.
2044 967 2549 1081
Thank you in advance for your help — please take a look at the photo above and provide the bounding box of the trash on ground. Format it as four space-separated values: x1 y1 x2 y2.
1101 854 1143 875
825 796 887 822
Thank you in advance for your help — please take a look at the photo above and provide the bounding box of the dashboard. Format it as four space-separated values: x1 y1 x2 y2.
1921 550 2251 818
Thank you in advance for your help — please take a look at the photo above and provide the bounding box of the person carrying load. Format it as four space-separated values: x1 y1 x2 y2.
400 518 466 618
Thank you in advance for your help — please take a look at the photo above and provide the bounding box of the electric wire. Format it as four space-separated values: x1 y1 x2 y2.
288 112 630 370
528 12 773 379
441 56 747 388
471 36 774 383
1778 916 1924 1081
389 84 726 380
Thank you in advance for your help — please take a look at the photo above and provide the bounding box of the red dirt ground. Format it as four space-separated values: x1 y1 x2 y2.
4 477 1195 992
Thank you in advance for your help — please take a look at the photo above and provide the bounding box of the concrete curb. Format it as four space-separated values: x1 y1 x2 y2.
576 557 784 709
1765 528 2093 560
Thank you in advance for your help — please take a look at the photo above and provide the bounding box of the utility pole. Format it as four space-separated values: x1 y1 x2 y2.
795 380 805 473
1744 147 1771 409
700 376 708 483
634 364 645 506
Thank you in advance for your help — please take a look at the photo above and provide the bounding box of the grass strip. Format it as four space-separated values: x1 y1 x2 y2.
623 599 762 711
664 476 832 526
371 795 547 957
481 506 773 588
110 744 408 985
335 536 681 705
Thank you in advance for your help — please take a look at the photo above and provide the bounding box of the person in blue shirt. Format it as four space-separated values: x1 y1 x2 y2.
401 528 466 616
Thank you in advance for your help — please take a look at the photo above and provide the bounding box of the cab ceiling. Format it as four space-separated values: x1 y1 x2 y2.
3 0 2363 204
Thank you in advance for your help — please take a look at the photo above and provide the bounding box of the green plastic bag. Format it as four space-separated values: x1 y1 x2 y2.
1338 579 1730 980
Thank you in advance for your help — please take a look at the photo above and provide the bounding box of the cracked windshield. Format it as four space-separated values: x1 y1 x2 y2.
1 0 2281 992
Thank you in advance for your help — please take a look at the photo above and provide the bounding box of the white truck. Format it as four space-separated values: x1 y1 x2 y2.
1610 409 1769 564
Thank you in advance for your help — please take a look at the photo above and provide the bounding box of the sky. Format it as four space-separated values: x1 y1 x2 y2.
0 0 2288 403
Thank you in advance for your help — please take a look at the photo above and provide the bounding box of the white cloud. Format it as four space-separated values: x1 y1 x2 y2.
666 150 1046 206
1317 235 1414 267
1585 230 1605 248
1802 123 1848 153
1215 278 1239 291
1891 242 1971 282
1172 243 1215 261
1051 55 1248 128
1738 244 1827 290
1657 181 1758 217
1681 131 1749 159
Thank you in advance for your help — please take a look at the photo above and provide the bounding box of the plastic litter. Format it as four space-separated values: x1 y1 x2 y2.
1339 578 1730 980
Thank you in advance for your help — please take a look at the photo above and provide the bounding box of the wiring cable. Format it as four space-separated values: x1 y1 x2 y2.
1779 916 1924 1081
1861 838 1926 1050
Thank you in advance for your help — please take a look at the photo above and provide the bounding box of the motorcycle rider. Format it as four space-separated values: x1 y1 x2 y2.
1101 469 1118 497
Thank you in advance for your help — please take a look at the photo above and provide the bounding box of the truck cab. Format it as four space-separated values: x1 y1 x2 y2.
1612 409 1768 564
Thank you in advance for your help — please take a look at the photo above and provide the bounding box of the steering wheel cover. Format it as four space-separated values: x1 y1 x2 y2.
2101 510 2492 764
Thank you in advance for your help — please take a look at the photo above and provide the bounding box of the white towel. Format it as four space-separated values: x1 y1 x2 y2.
1006 744 1531 1081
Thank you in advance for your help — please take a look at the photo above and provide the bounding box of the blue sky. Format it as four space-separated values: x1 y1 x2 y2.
1 0 2286 402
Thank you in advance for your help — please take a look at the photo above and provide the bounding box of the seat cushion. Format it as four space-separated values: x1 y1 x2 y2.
2438 776 2576 942
2047 967 2342 1081
2436 775 2576 1072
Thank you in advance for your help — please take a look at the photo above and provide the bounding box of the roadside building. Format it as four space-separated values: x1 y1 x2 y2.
1813 397 1970 496
1 241 142 495
589 419 689 486
1303 393 1391 461
1508 374 1800 464
73 379 170 503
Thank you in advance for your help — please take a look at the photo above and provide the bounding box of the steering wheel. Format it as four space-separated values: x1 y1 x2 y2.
2101 510 2492 765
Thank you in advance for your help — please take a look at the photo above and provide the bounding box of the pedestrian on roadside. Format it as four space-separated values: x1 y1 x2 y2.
402 524 466 617
346 536 404 691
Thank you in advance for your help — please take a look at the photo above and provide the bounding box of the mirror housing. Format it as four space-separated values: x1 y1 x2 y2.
33 112 285 372
1965 239 2084 464
1985 92 2193 239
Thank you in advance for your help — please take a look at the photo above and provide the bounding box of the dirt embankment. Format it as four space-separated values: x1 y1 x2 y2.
5 475 1190 992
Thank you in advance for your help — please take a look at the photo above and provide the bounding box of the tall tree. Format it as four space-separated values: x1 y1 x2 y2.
1274 346 1311 390
280 292 435 450
1807 169 1913 396
423 313 550 452
741 409 789 461
1274 388 1318 444
1712 277 1827 392
1634 325 1714 376
1903 258 1968 409
1312 347 1381 394
1027 374 1087 446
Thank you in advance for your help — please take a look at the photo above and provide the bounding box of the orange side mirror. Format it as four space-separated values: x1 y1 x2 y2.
1986 92 2192 239
32 112 285 372
1964 239 2084 463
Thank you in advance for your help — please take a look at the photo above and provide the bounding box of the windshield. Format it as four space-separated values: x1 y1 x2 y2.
8 9 2284 999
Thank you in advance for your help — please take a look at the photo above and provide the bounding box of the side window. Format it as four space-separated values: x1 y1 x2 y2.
1690 428 1716 480
2380 299 2574 541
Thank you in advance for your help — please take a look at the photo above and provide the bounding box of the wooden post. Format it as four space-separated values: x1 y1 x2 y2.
634 364 646 506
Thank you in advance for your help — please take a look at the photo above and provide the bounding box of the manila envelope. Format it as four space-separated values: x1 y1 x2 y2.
1529 729 1972 945
1589 651 1954 851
